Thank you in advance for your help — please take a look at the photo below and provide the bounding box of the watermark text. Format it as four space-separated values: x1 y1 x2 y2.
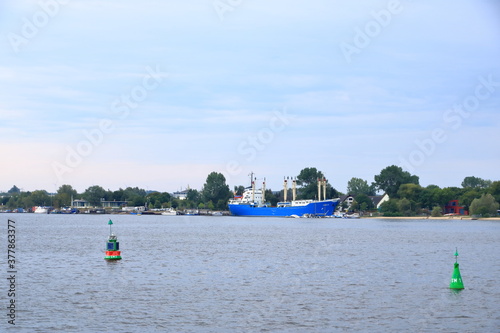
400 74 499 173
7 0 70 54
6 219 17 325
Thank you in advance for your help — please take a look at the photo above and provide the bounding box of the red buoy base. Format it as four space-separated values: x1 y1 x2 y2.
104 250 122 260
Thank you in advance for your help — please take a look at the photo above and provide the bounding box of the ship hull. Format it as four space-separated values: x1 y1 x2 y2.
228 200 339 217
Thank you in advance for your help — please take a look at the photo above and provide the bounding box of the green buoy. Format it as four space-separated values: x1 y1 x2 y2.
449 248 464 289
104 219 122 260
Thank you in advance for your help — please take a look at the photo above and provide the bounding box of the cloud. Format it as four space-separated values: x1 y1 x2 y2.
0 0 499 194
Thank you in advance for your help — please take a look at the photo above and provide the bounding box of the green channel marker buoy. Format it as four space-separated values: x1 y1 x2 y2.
104 219 122 260
449 248 464 289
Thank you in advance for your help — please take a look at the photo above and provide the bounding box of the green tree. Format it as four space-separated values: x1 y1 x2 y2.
264 189 279 207
83 185 107 206
187 189 201 203
469 194 499 217
296 167 323 186
124 187 147 200
397 197 412 216
350 200 360 211
431 206 442 217
129 195 146 207
21 193 35 209
1 195 9 206
147 192 160 209
419 185 441 210
30 190 51 206
397 183 422 202
461 176 492 189
355 193 374 211
111 188 126 201
459 189 482 212
488 181 500 203
119 187 147 207
202 172 232 210
346 177 375 196
6 196 18 209
54 184 78 207
379 199 401 216
373 165 419 198
147 191 172 209
438 187 464 207
296 167 338 200
234 185 245 196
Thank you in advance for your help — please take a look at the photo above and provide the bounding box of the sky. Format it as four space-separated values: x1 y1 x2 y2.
0 0 499 194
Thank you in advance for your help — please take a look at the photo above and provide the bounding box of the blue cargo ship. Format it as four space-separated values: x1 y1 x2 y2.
228 177 339 217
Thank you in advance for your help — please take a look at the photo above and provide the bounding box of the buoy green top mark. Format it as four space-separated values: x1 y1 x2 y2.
450 248 464 289
108 219 113 236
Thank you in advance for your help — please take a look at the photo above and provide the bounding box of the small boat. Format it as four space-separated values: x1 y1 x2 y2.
343 213 360 219
34 206 50 214
161 208 177 216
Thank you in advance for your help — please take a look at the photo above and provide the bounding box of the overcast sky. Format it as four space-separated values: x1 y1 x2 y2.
1 0 499 194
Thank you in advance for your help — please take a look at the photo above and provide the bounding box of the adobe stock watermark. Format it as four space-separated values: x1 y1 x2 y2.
339 0 403 63
51 65 168 183
225 108 295 181
213 0 244 21
7 0 70 54
399 74 499 173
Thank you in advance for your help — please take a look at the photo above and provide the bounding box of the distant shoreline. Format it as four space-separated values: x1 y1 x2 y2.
365 216 500 221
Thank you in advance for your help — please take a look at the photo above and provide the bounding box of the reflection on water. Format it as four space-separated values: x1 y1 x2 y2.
2 214 499 332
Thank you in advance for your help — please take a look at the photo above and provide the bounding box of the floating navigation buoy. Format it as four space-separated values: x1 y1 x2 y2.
104 219 122 260
449 248 464 289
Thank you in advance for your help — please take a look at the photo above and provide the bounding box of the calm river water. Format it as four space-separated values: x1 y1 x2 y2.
1 214 499 332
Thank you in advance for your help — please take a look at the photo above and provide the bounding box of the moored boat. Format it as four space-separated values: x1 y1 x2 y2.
34 206 50 214
161 208 177 216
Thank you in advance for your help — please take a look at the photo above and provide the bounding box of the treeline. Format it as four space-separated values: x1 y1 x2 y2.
1 172 235 212
0 168 337 212
346 165 500 217
1 166 499 216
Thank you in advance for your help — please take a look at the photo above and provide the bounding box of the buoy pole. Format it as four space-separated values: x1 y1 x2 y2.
449 248 464 289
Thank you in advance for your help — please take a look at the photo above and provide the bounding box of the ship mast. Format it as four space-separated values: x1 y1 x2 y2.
283 177 288 202
318 178 322 201
262 178 266 204
250 172 255 204
323 177 327 201
292 178 297 201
